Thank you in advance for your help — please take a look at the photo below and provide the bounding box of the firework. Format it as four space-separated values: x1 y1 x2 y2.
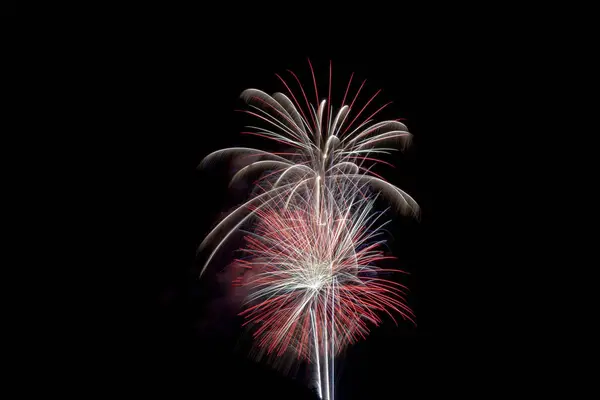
233 188 414 399
198 60 419 276
198 59 419 400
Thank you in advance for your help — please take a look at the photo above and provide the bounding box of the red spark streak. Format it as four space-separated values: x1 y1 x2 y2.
346 156 396 168
341 72 354 109
286 69 318 131
276 73 315 131
307 58 320 111
327 60 332 132
342 89 382 136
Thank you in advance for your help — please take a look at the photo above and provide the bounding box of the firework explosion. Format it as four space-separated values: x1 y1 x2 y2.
198 59 418 399
199 60 419 278
233 190 414 399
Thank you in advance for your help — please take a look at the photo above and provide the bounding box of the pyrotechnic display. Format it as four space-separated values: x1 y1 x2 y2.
198 59 419 399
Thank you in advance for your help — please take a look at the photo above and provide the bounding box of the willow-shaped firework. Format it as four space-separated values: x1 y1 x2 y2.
198 60 419 400
198 60 419 277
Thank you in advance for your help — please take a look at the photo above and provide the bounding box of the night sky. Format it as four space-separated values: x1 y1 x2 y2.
101 20 510 399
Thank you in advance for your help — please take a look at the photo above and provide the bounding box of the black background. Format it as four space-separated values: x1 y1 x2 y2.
95 17 519 399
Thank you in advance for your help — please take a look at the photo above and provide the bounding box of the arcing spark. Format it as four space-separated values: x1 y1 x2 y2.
198 60 419 276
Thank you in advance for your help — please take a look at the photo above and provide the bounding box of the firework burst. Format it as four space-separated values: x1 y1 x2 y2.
232 188 414 398
198 60 419 277
236 193 415 355
198 59 419 400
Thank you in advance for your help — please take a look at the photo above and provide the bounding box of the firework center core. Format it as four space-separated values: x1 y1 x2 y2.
303 261 335 291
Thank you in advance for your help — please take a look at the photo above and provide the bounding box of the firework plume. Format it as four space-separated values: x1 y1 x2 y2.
198 59 419 400
198 60 419 277
233 186 413 399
